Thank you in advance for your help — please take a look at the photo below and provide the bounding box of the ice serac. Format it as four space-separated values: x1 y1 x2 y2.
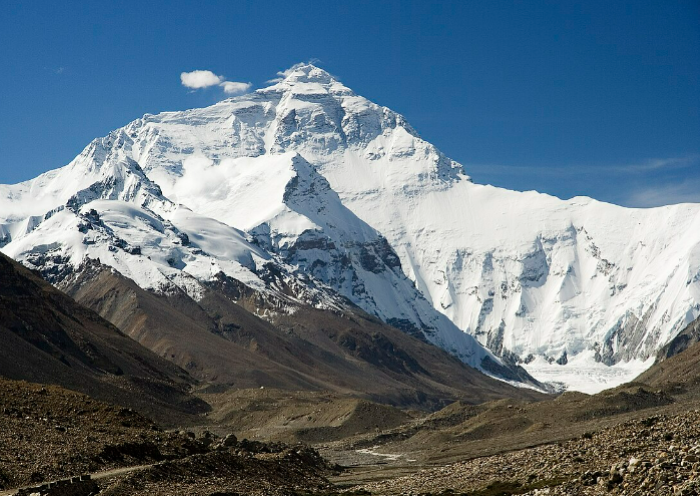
3 63 700 392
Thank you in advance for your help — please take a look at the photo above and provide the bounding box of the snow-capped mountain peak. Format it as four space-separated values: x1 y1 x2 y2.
262 63 353 95
3 63 700 393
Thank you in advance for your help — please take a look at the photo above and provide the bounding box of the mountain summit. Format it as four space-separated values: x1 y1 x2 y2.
3 63 700 392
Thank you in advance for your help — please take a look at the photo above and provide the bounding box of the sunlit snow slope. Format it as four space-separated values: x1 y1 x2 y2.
3 63 699 392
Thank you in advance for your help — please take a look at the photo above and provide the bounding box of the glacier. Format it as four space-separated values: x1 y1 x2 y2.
3 62 700 393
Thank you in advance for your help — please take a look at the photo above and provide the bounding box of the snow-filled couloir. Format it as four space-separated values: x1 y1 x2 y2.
3 63 700 392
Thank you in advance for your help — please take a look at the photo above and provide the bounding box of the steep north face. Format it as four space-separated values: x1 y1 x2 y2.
3 63 700 392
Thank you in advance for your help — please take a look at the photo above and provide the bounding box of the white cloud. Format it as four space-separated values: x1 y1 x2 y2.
175 155 230 201
220 81 252 95
466 155 700 178
464 154 700 207
622 178 700 207
180 70 223 89
180 70 252 96
274 59 326 80
614 155 700 173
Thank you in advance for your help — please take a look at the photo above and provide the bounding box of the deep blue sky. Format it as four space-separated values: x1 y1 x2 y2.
1 0 698 207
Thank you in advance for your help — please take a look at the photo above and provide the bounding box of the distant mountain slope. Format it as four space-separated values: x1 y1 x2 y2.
0 138 499 378
0 252 205 424
654 314 700 363
4 63 700 391
60 260 543 409
636 316 700 393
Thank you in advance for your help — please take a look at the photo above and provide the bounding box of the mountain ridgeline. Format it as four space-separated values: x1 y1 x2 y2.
3 63 700 392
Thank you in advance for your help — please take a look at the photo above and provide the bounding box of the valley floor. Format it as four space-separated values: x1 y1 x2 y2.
4 378 700 495
334 408 700 495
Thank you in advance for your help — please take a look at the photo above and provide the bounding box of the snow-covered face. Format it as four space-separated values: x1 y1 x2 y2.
2 64 698 394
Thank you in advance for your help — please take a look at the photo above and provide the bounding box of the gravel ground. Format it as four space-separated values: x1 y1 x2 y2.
96 446 335 495
354 409 700 495
0 379 336 495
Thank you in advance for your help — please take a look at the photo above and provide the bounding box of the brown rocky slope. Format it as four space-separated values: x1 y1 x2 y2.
61 260 545 409
0 377 336 495
0 252 206 424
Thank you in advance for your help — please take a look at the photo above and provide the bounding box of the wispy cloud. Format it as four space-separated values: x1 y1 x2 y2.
276 59 322 77
623 178 700 207
174 155 229 200
266 59 327 84
180 70 251 95
629 155 700 173
43 66 66 75
466 154 700 207
466 155 700 178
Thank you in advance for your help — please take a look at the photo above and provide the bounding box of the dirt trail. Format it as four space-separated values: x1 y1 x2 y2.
0 463 155 496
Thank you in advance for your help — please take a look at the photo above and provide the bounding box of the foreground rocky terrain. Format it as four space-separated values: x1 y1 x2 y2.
0 377 194 489
6 312 700 496
354 410 700 496
6 371 700 496
0 378 338 495
97 447 333 496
